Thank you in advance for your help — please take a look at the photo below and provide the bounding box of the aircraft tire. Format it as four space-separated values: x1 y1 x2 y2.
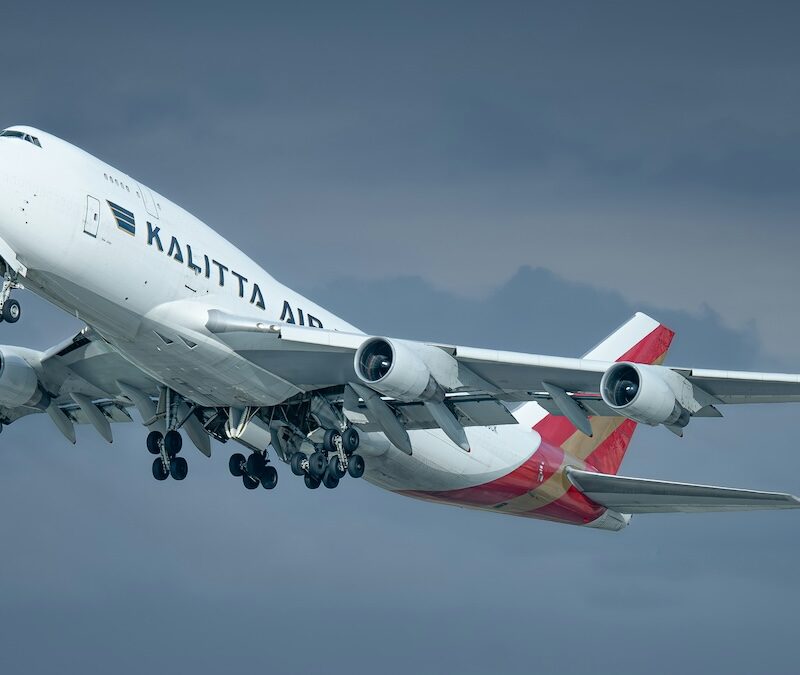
229 453 246 477
347 454 365 479
164 430 182 456
146 431 162 455
2 299 21 323
342 427 359 454
304 474 320 490
328 456 346 480
290 453 305 476
322 470 340 489
170 456 188 481
152 458 169 481
323 429 341 453
246 453 266 477
260 465 278 489
242 473 259 490
308 451 327 478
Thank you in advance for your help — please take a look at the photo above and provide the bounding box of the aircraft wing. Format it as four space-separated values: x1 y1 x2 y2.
0 329 212 455
208 311 800 401
206 311 800 444
0 329 156 436
567 468 800 513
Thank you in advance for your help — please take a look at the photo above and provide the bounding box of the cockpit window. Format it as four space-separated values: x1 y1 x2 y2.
0 130 42 147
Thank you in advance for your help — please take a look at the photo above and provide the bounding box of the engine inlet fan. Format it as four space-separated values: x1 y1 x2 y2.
358 340 394 382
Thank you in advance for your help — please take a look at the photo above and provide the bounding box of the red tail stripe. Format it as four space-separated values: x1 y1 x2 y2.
617 324 675 365
582 418 637 474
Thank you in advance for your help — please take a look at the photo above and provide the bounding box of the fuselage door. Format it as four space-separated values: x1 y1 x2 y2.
136 183 159 219
83 195 100 237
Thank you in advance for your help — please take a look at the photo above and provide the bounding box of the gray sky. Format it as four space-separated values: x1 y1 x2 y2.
1 2 799 673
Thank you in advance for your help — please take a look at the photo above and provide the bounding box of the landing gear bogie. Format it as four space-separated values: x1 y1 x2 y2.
148 429 189 481
288 429 365 489
230 451 278 491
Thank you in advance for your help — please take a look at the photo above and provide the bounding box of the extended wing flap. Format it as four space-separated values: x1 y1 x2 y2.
567 468 800 513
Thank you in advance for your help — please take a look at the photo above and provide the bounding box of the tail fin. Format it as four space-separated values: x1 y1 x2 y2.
520 313 675 475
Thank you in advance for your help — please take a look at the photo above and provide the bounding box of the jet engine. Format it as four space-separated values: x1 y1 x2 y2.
354 338 444 401
600 362 691 429
0 350 43 408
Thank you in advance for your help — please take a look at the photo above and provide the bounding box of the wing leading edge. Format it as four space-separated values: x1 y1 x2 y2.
206 310 800 417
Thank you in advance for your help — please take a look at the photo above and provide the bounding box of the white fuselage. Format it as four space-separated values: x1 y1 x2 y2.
0 126 539 496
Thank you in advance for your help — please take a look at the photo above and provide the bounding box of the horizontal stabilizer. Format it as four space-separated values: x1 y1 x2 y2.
567 468 800 513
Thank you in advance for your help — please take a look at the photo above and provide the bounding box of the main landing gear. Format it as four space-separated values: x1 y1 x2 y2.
0 265 22 324
148 430 188 481
147 388 191 482
290 427 365 490
228 450 278 491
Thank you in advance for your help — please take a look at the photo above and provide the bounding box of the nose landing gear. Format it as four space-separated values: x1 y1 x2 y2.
0 267 21 324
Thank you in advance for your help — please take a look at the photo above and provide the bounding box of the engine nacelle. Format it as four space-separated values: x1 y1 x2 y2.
354 338 444 401
600 362 691 428
0 350 42 408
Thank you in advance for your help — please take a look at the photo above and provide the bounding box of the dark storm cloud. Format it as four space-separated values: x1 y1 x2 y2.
1 2 799 674
308 265 759 367
5 2 800 355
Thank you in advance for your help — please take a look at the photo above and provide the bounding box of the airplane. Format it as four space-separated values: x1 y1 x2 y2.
0 124 799 532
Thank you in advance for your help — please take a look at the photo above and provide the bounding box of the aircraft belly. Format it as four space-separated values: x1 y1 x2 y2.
363 425 539 492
